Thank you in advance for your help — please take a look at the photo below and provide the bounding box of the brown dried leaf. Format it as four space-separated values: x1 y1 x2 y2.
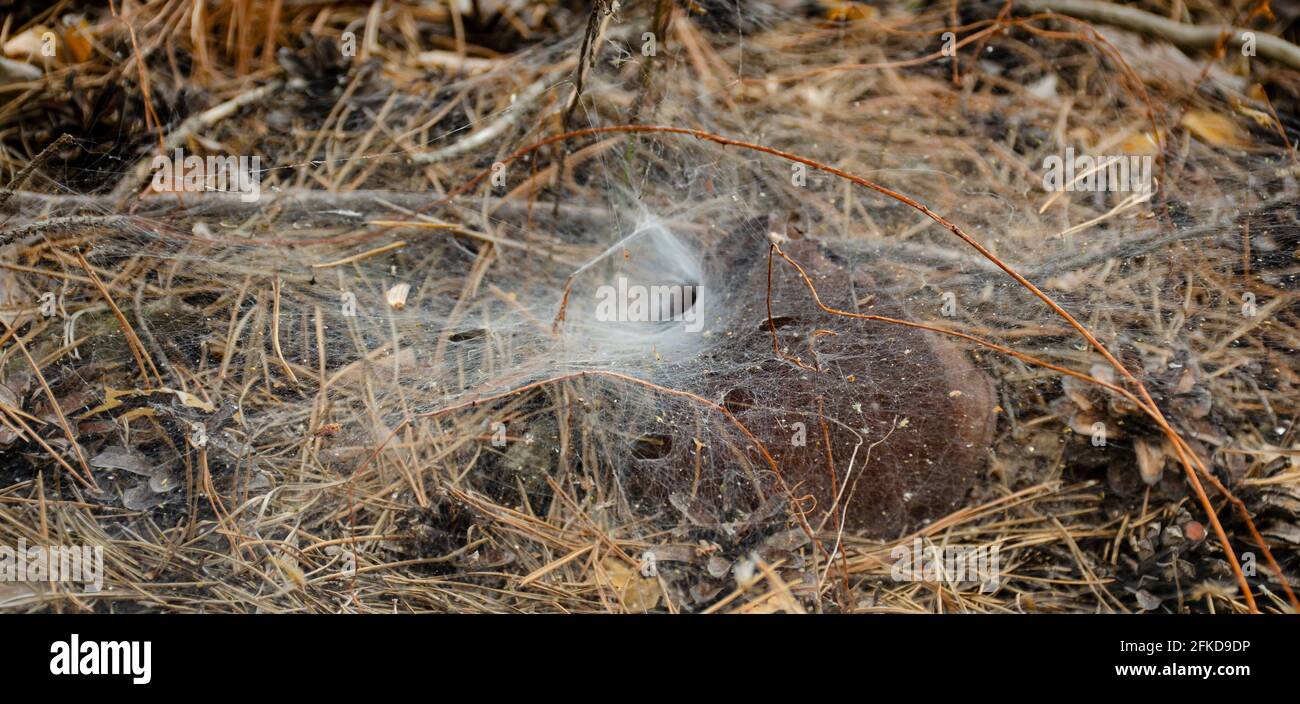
1134 438 1166 486
824 1 878 22
1118 131 1160 155
1181 110 1249 148
602 559 662 613
63 19 94 64
81 387 216 421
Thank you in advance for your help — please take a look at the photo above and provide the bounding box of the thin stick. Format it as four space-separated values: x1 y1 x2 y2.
1017 0 1300 71
271 277 299 385
310 240 407 269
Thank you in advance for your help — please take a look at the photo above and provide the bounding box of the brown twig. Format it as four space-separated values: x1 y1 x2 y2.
1016 0 1300 71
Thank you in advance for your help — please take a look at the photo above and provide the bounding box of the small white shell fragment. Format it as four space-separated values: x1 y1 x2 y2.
386 283 411 310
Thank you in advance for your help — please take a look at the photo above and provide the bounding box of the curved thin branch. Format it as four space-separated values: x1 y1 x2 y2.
1018 0 1300 70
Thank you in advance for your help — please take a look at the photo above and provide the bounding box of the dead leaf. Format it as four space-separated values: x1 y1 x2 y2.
62 19 93 63
122 484 164 511
80 387 216 421
823 1 878 22
762 527 811 552
90 446 151 476
1118 131 1161 155
1134 589 1162 611
1134 438 1166 485
149 469 179 493
0 383 18 411
707 554 732 578
1181 109 1249 148
38 388 95 421
602 559 662 613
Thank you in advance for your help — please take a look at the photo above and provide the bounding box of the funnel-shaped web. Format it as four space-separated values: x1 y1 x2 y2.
544 215 995 535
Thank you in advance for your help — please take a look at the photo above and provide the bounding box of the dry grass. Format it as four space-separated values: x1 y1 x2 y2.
0 0 1297 613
